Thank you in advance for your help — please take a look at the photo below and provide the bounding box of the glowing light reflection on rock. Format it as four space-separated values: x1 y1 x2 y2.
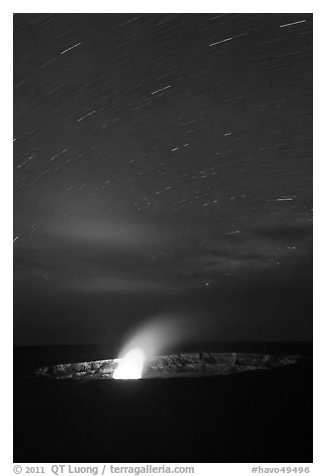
113 347 146 380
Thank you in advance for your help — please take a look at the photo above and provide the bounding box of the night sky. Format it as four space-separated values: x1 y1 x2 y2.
13 13 312 346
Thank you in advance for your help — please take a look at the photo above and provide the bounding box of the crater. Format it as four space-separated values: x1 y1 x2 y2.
35 352 301 380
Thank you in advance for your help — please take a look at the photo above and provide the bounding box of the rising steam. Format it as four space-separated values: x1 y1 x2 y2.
113 309 210 379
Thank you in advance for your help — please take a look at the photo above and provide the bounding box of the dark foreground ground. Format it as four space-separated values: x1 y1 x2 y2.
14 343 312 463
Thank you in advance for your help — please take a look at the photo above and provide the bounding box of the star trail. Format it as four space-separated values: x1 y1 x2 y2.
13 13 312 345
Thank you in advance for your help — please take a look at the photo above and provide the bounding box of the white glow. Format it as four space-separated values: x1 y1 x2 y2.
113 347 146 380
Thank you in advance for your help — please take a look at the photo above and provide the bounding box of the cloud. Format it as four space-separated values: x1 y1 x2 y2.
254 221 312 242
69 274 179 294
178 253 259 276
49 217 169 251
175 218 312 282
14 208 312 298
